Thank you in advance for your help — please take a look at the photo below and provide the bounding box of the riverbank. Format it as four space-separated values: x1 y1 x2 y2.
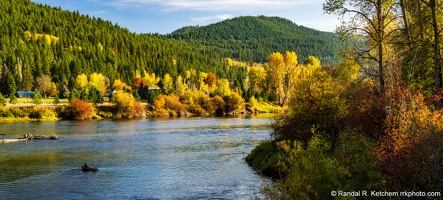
0 98 282 122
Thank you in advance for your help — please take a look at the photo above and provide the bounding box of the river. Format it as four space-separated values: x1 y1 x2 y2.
0 115 273 199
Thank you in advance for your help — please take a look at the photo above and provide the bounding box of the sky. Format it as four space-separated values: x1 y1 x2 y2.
30 0 341 34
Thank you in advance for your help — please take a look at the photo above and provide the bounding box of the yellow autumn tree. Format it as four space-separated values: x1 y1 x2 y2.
248 66 267 93
76 73 89 91
162 73 173 94
282 51 298 105
337 60 361 84
213 79 231 97
112 79 126 90
269 52 285 105
143 71 160 88
89 73 107 94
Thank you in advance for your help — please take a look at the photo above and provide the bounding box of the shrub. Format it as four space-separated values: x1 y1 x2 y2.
10 107 27 118
28 106 57 120
112 91 145 118
60 99 93 120
342 81 387 139
188 104 207 115
272 64 346 144
377 91 443 191
255 132 382 200
211 95 225 115
164 95 186 116
0 93 6 106
180 91 197 105
223 92 244 114
196 94 213 114
247 96 258 112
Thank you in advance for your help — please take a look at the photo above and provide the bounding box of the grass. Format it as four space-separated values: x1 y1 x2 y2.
255 101 283 113
8 97 69 104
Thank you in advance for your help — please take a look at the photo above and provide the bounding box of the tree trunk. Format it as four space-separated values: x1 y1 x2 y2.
377 0 385 95
430 0 442 106
399 0 412 47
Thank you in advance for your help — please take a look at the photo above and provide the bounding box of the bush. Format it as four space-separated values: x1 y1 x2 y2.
112 91 146 118
271 64 346 144
188 104 207 115
247 96 258 112
60 99 93 120
253 132 382 200
10 107 27 118
223 92 244 114
377 91 443 191
0 93 6 106
28 107 57 120
245 140 281 178
196 94 213 114
164 95 186 116
211 95 225 115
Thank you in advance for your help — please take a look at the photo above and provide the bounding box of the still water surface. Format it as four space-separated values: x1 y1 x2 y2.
0 115 272 199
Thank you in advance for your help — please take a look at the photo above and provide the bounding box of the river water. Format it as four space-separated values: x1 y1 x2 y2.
0 115 273 199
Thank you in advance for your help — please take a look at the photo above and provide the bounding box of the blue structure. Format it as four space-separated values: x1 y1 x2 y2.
17 91 35 98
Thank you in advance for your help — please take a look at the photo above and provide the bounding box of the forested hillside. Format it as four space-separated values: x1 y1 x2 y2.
0 0 239 95
170 16 341 65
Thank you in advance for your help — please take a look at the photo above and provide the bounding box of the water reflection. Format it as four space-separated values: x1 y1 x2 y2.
0 115 272 199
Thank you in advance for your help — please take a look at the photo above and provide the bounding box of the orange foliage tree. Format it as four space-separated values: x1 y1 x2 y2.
67 99 93 120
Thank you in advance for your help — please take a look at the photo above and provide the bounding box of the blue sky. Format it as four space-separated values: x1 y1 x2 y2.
31 0 340 34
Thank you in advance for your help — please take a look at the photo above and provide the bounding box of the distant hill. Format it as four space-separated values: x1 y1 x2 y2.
0 0 231 91
0 0 341 96
170 16 341 65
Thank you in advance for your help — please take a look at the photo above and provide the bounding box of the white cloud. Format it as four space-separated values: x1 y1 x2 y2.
191 14 233 22
109 0 322 12
90 10 109 15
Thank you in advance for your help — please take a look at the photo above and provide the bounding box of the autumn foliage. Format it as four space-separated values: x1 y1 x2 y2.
61 99 93 120
377 91 443 191
112 91 146 118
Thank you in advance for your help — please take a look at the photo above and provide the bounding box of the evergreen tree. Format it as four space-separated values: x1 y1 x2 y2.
9 90 17 104
53 95 60 105
69 88 80 102
88 86 103 105
0 66 16 97
32 89 43 105
0 93 6 106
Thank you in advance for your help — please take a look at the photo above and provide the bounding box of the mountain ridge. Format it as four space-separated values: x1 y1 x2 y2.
169 16 341 65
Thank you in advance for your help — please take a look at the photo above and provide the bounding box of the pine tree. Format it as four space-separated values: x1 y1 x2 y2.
32 89 43 105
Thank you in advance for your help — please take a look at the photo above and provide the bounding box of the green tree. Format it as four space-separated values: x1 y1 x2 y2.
0 66 16 97
0 93 6 106
32 89 43 105
53 95 60 105
9 90 17 104
69 88 80 103
88 86 103 105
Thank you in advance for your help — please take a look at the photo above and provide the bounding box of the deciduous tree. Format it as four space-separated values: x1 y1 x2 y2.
36 75 52 98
